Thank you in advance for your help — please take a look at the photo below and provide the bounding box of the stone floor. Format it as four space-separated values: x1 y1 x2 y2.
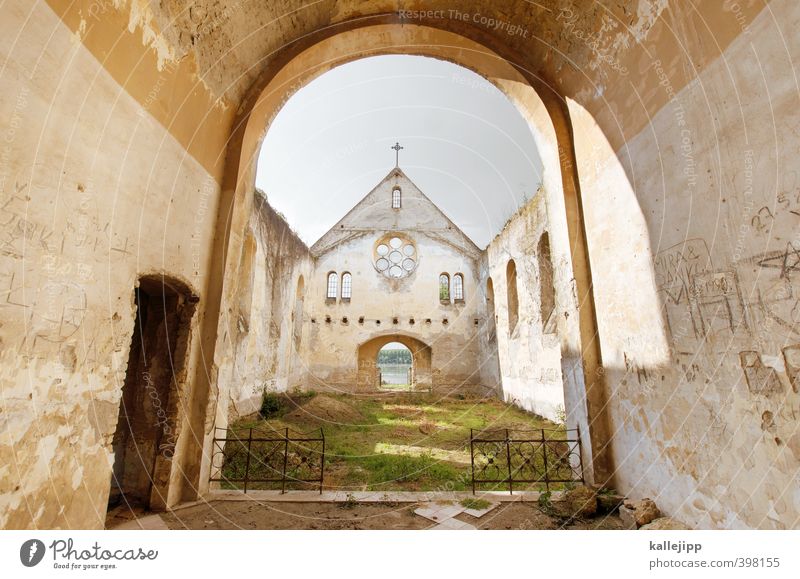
108 493 626 530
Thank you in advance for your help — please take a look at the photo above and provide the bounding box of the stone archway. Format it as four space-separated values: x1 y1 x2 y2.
200 22 626 491
357 334 432 391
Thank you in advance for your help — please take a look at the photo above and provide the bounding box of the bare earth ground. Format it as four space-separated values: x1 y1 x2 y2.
158 500 625 530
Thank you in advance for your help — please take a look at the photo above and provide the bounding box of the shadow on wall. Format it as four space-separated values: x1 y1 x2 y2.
568 17 800 526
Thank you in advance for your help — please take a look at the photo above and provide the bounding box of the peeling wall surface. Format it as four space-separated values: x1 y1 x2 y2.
0 1 220 528
220 196 313 419
484 193 569 422
571 0 800 529
2 0 798 530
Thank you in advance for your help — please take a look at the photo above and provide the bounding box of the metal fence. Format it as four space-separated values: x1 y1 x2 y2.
209 426 325 493
469 427 583 494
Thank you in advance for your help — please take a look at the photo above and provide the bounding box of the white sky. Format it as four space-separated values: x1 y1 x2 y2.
380 342 409 351
256 55 543 249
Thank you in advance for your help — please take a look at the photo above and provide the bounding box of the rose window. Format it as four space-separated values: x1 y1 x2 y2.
374 235 417 278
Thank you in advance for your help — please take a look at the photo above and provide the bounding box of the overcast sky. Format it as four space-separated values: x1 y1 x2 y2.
256 55 543 249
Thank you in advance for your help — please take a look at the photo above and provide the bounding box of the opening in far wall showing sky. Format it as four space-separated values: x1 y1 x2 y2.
256 55 544 249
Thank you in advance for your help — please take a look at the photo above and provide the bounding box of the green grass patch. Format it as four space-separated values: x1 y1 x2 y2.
224 392 563 492
460 498 491 510
258 390 316 419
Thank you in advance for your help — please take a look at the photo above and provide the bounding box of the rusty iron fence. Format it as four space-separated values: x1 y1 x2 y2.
469 427 583 494
209 426 325 493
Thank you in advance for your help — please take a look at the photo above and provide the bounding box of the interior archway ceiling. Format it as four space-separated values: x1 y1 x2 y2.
149 0 677 104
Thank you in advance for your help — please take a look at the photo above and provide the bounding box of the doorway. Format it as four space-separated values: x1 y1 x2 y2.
108 276 196 515
377 342 413 391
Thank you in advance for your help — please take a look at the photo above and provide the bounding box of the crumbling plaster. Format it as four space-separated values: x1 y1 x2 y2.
570 0 800 529
220 194 313 419
484 192 569 423
1 1 220 528
1 0 795 530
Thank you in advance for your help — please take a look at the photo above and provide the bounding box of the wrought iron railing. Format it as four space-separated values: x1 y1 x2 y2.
209 426 325 493
469 427 583 494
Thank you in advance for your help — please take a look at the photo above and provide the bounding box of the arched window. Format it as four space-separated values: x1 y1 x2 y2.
439 274 450 302
453 273 464 301
326 272 338 299
238 231 257 330
293 276 305 348
537 232 555 330
486 277 497 342
392 187 402 208
341 272 352 299
506 259 519 333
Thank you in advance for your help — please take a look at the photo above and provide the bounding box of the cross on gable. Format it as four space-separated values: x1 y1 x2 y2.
391 142 404 167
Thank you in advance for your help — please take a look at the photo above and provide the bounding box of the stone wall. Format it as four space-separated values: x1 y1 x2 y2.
570 0 800 529
484 192 568 422
2 0 796 531
306 232 483 394
222 194 313 418
0 1 223 528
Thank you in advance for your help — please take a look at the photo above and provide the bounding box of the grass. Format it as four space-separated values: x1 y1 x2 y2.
460 497 491 510
223 392 564 492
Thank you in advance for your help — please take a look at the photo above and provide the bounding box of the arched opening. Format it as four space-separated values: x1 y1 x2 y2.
341 272 352 300
326 271 338 300
357 334 432 392
109 275 197 517
506 259 519 334
376 341 413 391
453 273 464 302
206 22 620 494
486 277 497 343
293 275 305 350
439 273 450 302
537 232 555 333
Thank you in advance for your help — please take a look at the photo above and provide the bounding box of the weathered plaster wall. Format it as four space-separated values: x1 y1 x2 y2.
3 0 793 531
223 195 313 418
124 0 766 154
476 265 502 394
572 0 800 529
0 1 221 528
485 192 569 423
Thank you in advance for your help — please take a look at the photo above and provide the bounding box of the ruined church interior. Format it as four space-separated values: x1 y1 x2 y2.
2 1 799 558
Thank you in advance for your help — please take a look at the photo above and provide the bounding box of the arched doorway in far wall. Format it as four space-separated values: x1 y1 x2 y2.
377 342 413 391
356 334 432 391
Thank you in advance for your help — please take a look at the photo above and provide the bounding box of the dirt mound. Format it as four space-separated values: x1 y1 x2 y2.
418 420 437 435
285 395 364 426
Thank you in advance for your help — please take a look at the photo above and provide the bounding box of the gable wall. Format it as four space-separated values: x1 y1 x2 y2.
303 175 486 394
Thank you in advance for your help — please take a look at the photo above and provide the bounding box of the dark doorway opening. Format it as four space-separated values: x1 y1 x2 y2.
108 276 196 515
